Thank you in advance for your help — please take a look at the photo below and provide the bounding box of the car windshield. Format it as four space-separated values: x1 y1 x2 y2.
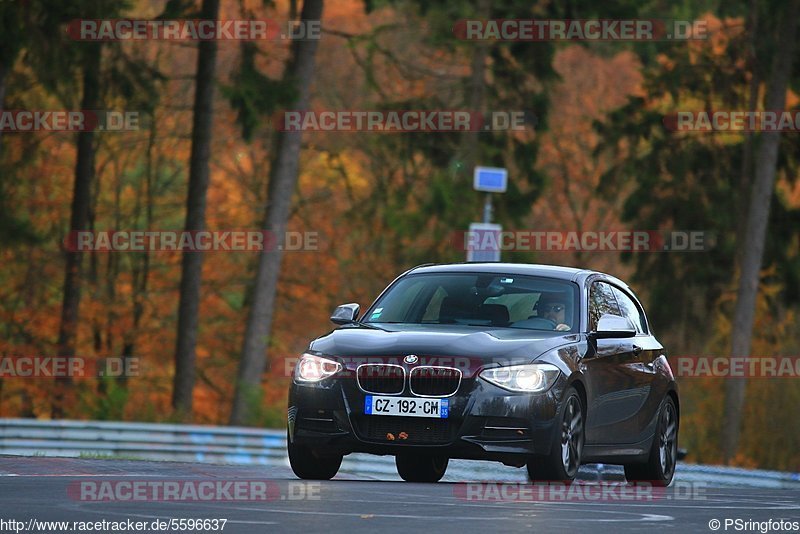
363 273 578 332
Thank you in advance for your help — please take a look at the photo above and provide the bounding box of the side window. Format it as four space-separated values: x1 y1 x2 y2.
611 287 646 334
589 282 621 331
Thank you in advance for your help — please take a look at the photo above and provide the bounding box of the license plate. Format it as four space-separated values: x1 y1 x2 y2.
364 395 449 418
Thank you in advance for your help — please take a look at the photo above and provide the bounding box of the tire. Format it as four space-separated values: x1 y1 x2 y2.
395 453 449 482
287 432 342 480
527 386 584 482
624 395 678 487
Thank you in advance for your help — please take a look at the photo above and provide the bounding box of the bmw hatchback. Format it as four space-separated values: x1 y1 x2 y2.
287 263 679 485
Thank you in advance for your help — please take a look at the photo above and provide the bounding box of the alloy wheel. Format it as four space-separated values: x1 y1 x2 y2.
560 395 583 477
659 401 678 478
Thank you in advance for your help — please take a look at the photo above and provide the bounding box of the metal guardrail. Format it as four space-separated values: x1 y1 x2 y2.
0 418 285 465
1 418 798 488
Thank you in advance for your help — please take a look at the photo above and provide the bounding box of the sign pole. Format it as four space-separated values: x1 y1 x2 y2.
469 166 507 262
482 193 493 223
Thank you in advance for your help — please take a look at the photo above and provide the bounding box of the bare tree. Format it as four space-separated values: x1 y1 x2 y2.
172 0 221 418
53 42 102 418
722 0 800 462
230 0 324 425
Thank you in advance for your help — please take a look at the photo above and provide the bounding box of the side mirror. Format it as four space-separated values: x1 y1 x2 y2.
330 303 360 325
590 313 636 339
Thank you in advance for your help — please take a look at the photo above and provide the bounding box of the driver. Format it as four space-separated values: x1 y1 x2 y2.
536 293 571 331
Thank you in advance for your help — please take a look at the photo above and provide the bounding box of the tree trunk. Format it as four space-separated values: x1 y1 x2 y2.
733 0 759 266
0 54 9 147
456 0 490 179
229 0 324 425
172 0 221 419
122 116 156 386
52 42 102 419
722 0 799 463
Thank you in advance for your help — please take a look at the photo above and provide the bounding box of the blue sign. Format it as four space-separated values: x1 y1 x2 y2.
474 166 507 193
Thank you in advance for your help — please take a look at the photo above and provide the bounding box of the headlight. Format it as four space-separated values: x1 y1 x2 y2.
294 353 342 382
480 363 560 392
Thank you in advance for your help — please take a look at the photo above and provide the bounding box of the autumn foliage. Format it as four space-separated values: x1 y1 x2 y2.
0 2 799 472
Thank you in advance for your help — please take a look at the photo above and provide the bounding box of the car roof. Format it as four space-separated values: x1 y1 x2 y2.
406 262 628 287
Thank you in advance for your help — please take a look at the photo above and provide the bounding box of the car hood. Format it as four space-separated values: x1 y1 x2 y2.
309 323 579 366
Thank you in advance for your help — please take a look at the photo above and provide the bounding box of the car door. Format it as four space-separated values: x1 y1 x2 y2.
583 280 647 445
611 285 666 443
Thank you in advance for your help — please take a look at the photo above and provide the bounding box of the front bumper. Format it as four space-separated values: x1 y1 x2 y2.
288 373 567 463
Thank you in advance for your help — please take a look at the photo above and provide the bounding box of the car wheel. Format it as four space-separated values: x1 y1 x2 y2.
624 395 678 487
395 453 449 482
287 431 343 480
527 386 584 482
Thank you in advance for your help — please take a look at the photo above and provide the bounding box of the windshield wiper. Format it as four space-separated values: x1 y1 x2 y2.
351 322 389 331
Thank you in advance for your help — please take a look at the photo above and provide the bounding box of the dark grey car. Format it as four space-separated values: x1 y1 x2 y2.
287 263 679 485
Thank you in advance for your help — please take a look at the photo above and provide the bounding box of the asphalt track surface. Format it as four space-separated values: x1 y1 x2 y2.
1 457 799 534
